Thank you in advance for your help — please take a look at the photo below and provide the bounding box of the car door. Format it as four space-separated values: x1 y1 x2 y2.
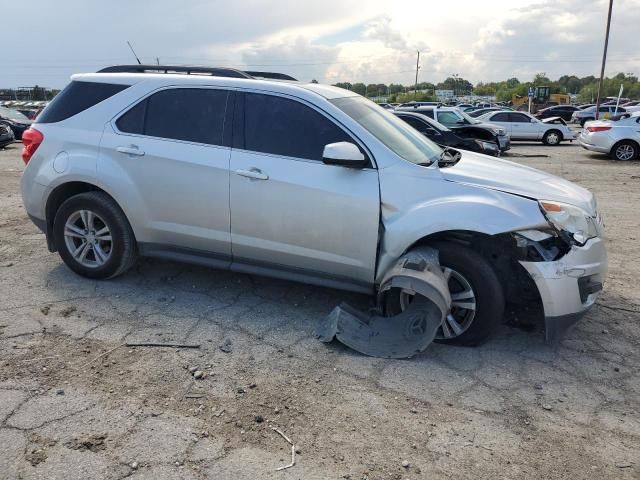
508 112 539 139
228 92 380 290
99 87 233 260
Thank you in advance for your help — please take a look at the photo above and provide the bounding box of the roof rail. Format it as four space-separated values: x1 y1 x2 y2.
243 71 297 81
97 65 252 79
97 65 297 81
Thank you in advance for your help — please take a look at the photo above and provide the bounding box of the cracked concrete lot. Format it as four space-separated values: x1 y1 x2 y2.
1 140 639 479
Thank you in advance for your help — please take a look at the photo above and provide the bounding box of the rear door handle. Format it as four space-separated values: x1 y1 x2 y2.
235 168 269 180
116 145 145 156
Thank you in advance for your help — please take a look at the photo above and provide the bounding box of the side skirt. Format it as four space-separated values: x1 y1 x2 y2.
138 243 374 295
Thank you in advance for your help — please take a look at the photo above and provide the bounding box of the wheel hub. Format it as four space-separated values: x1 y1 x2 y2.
399 267 477 340
616 144 634 160
63 210 112 268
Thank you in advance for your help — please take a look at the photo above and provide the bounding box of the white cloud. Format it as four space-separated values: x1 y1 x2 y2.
2 0 638 88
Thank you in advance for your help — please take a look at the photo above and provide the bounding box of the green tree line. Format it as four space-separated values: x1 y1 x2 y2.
333 72 640 103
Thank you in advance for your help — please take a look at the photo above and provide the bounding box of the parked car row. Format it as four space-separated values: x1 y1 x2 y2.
394 105 511 151
393 111 502 156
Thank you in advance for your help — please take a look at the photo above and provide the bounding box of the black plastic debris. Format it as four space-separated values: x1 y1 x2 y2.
315 248 451 359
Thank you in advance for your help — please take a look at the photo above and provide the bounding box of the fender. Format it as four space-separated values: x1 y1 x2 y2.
375 163 548 283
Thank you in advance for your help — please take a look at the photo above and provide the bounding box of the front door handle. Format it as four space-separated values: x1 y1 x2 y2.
116 145 145 156
235 168 269 180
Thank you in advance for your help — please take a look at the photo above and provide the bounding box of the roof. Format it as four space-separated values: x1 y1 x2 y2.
70 69 357 100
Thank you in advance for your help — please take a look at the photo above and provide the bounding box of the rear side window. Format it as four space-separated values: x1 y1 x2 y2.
38 81 129 123
117 88 229 146
241 93 353 161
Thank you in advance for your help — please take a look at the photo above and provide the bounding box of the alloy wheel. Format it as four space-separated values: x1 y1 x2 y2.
399 267 477 340
63 210 113 268
615 144 635 161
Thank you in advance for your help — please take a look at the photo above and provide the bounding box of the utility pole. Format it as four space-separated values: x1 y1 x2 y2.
414 51 420 98
595 0 613 120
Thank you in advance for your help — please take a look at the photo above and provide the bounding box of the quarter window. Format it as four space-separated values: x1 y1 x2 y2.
39 81 129 124
117 88 229 146
242 93 354 161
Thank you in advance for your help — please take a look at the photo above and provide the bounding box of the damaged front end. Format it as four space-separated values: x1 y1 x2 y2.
314 248 451 359
514 229 606 341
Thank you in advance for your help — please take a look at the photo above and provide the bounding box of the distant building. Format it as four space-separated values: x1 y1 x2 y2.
435 89 454 100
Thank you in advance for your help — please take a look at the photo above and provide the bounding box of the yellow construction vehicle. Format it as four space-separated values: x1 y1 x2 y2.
512 86 571 113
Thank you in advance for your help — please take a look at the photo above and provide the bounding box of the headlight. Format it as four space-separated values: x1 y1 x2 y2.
539 200 599 245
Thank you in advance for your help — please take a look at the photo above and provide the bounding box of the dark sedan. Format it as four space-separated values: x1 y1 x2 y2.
0 107 33 140
535 105 580 121
395 106 511 152
0 124 15 148
394 111 501 157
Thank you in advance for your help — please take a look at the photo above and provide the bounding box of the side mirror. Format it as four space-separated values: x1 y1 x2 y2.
530 118 538 123
322 142 366 168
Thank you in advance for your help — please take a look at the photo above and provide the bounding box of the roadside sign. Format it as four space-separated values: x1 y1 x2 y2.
528 87 535 98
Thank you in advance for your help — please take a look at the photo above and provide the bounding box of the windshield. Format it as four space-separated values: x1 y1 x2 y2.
0 107 29 122
331 97 442 165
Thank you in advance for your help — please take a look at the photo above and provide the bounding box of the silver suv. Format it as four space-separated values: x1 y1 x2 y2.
20 65 607 346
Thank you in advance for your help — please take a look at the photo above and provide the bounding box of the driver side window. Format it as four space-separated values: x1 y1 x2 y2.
238 92 367 164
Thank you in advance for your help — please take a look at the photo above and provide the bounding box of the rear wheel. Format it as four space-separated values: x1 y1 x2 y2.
385 242 505 346
610 141 638 161
53 192 137 279
542 129 562 146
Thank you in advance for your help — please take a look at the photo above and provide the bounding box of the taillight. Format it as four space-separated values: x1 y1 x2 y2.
586 126 612 133
21 128 44 164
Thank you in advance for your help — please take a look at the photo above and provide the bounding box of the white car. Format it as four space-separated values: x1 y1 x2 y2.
571 105 627 125
578 112 640 161
477 111 575 145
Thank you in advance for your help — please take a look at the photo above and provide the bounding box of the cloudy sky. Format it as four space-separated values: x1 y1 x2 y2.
2 0 638 88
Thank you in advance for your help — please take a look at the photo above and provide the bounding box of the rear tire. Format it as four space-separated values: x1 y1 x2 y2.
53 192 137 279
610 140 638 161
385 242 505 346
542 129 562 146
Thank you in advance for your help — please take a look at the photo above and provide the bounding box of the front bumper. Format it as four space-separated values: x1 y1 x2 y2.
497 135 511 151
519 236 607 341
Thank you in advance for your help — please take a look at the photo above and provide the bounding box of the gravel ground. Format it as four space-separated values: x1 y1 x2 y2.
0 138 639 480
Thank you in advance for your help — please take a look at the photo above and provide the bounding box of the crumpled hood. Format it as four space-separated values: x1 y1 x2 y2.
440 151 595 213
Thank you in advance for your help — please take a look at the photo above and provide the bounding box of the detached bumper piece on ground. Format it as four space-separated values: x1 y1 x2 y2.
315 248 451 359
